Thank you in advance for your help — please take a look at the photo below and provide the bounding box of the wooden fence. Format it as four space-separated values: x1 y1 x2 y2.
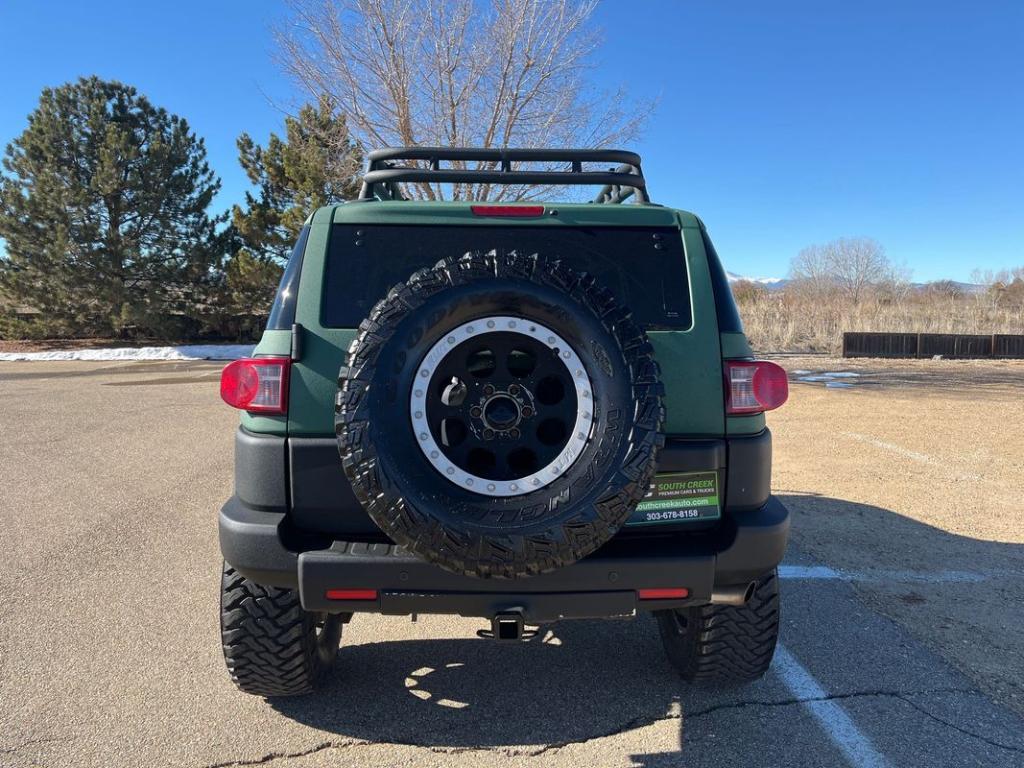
843 332 1024 359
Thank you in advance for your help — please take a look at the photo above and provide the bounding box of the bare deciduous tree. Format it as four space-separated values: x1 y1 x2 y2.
827 237 897 303
789 243 837 297
789 237 905 302
972 266 1024 310
276 0 650 200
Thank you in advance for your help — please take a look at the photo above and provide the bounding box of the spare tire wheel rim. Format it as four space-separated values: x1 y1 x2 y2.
409 315 595 497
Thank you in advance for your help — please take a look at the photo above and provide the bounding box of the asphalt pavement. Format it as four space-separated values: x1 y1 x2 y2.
1 360 1022 767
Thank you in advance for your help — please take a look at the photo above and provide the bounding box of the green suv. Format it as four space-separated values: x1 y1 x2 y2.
217 148 790 696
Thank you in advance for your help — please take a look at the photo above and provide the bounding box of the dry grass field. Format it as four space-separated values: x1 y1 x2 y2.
736 289 1024 354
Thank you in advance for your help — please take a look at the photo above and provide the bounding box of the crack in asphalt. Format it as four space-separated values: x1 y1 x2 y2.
7 689 1017 767
202 741 362 768
682 686 967 720
682 688 1024 755
894 694 1024 754
200 685 1024 766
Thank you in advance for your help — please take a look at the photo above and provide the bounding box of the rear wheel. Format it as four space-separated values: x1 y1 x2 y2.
220 562 344 697
655 569 780 684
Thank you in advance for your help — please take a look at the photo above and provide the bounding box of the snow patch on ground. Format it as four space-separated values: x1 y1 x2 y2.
795 371 862 387
0 344 254 362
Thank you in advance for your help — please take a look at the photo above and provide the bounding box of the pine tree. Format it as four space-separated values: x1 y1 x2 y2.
0 76 226 338
223 97 361 323
232 95 362 263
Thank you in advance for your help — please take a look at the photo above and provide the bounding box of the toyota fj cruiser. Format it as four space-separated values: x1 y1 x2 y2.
218 148 790 696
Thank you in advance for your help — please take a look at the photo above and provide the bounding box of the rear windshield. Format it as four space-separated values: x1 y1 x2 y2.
322 224 690 329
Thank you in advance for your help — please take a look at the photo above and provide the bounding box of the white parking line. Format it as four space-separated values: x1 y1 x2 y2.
842 432 936 465
841 432 981 481
779 564 991 583
780 565 845 580
774 644 892 768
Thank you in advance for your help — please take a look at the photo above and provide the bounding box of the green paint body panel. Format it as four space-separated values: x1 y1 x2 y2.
287 327 356 434
244 200 752 439
648 216 725 436
727 413 767 434
720 332 753 359
253 329 293 356
289 206 355 435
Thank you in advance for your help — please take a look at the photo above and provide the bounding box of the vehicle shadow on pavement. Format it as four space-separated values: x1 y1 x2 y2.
269 613 797 760
270 494 1024 758
270 616 692 749
779 492 1024 591
777 492 1024 717
269 604 790 758
633 493 1024 767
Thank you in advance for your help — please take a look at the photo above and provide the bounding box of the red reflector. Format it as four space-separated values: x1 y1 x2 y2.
725 360 789 414
638 588 690 600
220 357 290 414
470 205 545 217
325 589 378 601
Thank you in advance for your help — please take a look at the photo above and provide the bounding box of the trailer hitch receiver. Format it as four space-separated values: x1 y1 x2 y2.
477 611 537 641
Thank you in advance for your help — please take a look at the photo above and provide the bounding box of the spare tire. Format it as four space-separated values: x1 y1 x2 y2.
335 251 664 579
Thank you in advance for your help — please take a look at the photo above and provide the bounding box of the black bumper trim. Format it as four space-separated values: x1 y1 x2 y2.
219 495 789 620
726 428 772 511
219 497 298 587
297 539 717 618
234 427 287 511
377 590 638 623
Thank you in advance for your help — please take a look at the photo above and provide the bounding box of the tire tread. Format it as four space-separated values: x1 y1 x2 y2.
656 570 780 683
219 563 338 697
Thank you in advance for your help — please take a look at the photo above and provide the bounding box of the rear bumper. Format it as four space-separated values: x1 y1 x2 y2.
218 494 789 623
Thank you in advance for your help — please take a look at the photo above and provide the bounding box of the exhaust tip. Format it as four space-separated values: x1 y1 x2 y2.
710 580 757 606
743 580 757 603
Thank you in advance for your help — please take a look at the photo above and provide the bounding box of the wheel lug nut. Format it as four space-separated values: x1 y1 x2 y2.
483 384 495 396
483 428 495 440
470 406 482 418
509 428 520 439
521 406 533 418
508 384 520 395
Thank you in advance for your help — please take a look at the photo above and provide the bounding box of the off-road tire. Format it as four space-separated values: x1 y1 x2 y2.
336 251 664 580
220 562 343 697
655 569 780 683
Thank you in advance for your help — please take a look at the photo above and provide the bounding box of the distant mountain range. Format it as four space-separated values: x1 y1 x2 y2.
725 271 985 294
726 271 788 290
911 280 987 295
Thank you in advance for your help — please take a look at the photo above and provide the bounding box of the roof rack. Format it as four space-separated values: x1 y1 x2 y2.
358 147 649 204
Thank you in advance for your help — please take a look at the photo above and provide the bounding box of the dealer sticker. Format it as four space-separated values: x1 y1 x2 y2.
625 471 721 526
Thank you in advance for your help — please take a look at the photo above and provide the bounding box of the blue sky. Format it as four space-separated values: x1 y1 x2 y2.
1 1 1021 282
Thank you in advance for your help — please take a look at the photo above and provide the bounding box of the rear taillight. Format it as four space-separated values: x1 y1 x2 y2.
220 357 290 414
470 205 545 217
725 361 789 414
